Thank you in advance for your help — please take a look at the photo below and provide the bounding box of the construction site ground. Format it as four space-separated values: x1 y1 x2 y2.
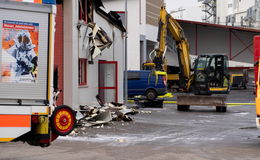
1 87 260 160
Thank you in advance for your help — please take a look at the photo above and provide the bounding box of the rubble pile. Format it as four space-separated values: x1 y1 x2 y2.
75 95 139 130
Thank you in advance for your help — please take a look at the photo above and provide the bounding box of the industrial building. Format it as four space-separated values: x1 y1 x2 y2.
13 0 126 107
103 0 164 70
9 0 260 107
103 0 259 71
201 0 260 29
61 0 126 108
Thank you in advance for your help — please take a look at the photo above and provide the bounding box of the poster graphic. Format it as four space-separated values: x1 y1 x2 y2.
1 20 39 83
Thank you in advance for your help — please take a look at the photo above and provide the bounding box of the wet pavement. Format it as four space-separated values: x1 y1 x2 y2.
1 87 260 160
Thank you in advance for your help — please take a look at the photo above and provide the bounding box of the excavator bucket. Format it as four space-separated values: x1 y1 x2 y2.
177 95 226 107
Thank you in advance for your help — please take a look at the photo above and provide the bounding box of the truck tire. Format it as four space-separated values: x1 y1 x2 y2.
50 105 76 136
145 89 157 100
216 106 227 112
177 105 190 111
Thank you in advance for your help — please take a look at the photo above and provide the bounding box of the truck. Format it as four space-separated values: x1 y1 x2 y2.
0 1 76 147
230 71 248 90
145 5 230 112
254 35 260 128
127 70 167 100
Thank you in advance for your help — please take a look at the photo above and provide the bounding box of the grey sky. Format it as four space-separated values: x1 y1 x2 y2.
165 0 199 10
165 0 203 21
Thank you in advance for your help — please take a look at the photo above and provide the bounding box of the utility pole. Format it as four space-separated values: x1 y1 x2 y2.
124 0 128 104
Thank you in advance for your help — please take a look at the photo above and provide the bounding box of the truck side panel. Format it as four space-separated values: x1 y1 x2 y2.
0 2 54 144
0 8 49 101
0 106 31 142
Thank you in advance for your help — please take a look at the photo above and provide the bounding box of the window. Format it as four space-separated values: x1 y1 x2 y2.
79 59 87 86
128 72 141 80
79 0 87 21
228 3 232 8
78 0 93 22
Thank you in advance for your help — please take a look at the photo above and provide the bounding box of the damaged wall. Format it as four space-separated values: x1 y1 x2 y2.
78 12 124 106
63 0 124 108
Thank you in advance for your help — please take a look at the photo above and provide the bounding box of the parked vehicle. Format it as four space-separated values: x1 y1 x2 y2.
254 35 260 128
0 2 75 147
127 70 167 100
230 72 248 89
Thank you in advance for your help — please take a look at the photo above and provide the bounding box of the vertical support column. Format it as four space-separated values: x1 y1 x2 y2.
229 29 232 60
195 24 198 55
140 34 147 68
54 4 64 106
63 0 79 108
124 0 128 103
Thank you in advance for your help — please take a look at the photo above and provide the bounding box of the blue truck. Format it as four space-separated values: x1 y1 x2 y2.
127 70 167 100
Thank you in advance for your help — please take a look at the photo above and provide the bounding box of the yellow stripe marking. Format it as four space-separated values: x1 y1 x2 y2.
32 107 50 115
128 100 255 106
209 88 228 91
226 103 255 106
0 138 15 142
32 113 49 115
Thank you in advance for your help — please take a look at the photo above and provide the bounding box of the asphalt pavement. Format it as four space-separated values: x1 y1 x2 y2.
0 87 260 160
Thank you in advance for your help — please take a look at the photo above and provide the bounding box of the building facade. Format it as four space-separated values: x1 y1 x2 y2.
18 0 126 108
103 0 164 70
62 0 125 108
216 0 260 29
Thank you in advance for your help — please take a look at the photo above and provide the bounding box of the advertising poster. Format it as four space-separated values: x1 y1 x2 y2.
1 20 39 83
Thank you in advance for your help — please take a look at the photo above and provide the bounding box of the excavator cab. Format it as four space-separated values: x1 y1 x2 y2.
193 55 230 95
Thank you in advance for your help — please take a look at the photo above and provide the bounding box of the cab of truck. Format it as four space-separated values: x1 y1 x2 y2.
127 70 167 100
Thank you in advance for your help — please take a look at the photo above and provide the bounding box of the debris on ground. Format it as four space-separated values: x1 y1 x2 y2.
76 95 138 128
140 111 152 114
158 92 174 98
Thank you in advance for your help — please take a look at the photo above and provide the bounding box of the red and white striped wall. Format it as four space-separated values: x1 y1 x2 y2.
13 0 42 3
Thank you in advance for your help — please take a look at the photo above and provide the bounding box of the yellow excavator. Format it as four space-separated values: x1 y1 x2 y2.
144 5 230 111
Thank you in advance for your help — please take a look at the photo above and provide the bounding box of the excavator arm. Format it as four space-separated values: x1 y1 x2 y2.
151 6 192 91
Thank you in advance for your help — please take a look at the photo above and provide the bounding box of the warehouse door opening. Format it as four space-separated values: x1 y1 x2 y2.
98 60 118 103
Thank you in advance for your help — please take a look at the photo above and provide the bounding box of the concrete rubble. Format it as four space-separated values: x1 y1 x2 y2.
75 96 139 128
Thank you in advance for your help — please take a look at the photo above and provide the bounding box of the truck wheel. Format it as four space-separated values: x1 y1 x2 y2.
216 106 227 112
145 89 157 100
177 105 190 111
50 105 76 136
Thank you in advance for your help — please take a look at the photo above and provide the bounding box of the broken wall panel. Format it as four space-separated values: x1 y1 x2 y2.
78 11 124 106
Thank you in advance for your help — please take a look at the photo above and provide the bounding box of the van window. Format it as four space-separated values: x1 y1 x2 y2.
128 72 140 80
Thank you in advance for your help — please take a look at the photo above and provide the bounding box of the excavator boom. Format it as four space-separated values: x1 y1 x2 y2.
143 4 230 111
146 5 229 95
155 6 191 90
